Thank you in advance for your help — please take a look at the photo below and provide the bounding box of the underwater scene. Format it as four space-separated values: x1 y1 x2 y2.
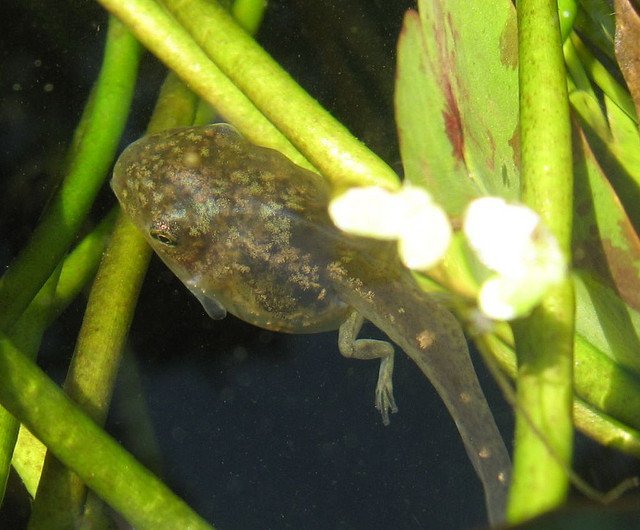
2 0 640 528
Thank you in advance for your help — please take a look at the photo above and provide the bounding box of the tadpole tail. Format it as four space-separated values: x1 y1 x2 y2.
335 265 511 525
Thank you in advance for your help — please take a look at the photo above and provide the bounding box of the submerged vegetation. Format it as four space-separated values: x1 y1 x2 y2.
1 0 640 527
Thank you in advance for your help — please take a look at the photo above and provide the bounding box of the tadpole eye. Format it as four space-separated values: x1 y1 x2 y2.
149 223 178 247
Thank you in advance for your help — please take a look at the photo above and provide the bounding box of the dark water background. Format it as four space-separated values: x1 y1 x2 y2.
1 1 637 528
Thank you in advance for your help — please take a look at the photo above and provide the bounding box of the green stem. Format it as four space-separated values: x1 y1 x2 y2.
557 0 578 41
29 1 269 522
97 0 311 170
478 332 640 459
231 0 267 34
7 207 115 500
12 426 46 498
0 18 141 331
0 335 212 530
0 210 117 504
0 268 59 503
160 0 398 189
563 37 598 96
27 218 153 528
49 210 120 318
508 0 575 522
571 33 638 123
574 401 640 459
28 75 201 529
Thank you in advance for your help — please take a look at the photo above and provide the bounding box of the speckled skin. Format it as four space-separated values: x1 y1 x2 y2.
112 124 511 524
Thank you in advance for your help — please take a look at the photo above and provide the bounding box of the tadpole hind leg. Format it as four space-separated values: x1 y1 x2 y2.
338 310 398 425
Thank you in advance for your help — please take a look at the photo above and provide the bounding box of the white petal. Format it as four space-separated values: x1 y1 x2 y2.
398 205 452 270
464 197 541 274
478 277 520 320
329 184 452 270
329 187 404 238
396 184 436 212
478 267 563 320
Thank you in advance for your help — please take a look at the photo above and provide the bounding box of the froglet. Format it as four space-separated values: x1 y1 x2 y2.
112 124 511 524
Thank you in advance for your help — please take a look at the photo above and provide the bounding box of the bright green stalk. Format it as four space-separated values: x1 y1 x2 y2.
12 426 46 499
564 37 598 96
28 75 200 529
571 33 638 123
0 210 118 504
0 335 212 530
159 0 398 189
231 0 267 34
557 0 578 41
508 0 575 523
0 18 141 331
574 402 640 460
49 210 120 317
27 217 154 528
478 332 640 460
190 0 266 127
100 0 398 189
7 211 117 502
96 0 311 170
0 269 59 503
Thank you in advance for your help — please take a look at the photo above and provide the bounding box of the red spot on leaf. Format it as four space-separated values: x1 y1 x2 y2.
442 80 465 162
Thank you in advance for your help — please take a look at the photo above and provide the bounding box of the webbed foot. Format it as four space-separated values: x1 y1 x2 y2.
375 353 398 425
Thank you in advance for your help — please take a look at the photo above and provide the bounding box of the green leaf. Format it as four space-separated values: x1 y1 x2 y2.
395 0 519 215
575 0 616 60
574 272 640 377
481 271 640 446
572 119 640 311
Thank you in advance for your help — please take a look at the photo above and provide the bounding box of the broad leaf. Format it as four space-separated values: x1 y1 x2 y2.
572 123 640 311
395 0 519 215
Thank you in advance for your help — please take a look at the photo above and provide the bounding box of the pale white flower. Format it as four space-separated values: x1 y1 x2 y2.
329 184 452 270
328 186 405 239
463 197 567 320
398 205 452 270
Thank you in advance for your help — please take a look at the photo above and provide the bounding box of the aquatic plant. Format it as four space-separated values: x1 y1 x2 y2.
1 0 639 527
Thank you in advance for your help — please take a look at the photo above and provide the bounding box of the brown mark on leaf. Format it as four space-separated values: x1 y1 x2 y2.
572 126 640 311
485 131 496 173
446 11 460 43
601 226 640 312
499 9 518 70
442 80 465 162
615 0 640 116
398 9 419 42
427 1 465 163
